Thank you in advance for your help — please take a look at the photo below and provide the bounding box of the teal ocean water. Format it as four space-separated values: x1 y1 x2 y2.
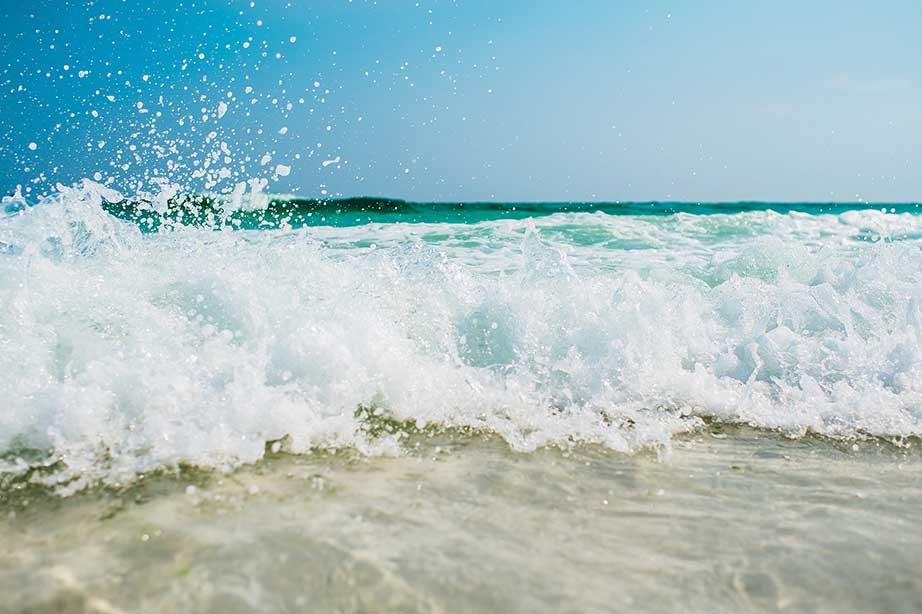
100 194 922 230
2 181 922 493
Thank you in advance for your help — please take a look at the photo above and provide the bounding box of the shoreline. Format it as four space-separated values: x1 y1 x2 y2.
3 427 921 613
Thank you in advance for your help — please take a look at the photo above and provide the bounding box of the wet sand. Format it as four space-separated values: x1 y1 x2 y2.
2 428 921 613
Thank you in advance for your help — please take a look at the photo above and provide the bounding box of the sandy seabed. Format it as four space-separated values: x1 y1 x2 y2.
2 427 921 614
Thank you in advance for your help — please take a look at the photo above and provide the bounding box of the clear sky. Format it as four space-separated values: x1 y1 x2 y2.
1 0 921 202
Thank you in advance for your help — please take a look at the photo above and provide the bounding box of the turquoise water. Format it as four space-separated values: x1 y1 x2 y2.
93 194 922 230
2 182 922 493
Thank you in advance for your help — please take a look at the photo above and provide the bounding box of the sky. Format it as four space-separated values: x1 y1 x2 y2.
1 0 921 202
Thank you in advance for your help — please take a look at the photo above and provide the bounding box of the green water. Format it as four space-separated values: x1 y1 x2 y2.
99 196 922 230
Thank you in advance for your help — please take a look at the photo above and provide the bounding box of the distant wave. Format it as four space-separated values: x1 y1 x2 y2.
93 194 922 230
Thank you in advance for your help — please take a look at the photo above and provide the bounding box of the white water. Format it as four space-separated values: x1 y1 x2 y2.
2 182 922 492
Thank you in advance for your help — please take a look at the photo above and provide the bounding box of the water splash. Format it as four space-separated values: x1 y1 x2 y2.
2 183 922 492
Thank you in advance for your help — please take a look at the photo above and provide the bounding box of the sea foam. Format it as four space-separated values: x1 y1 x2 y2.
2 181 922 492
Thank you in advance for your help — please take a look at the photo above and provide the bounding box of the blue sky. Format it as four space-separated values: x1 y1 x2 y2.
1 0 920 201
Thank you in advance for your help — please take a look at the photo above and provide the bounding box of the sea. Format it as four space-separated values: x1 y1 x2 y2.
1 182 922 612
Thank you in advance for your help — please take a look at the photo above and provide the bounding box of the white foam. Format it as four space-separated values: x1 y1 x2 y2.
2 183 922 492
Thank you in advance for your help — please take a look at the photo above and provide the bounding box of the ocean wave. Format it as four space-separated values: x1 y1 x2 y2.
2 181 922 493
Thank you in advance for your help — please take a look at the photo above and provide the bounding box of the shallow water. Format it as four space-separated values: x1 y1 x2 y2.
3 187 922 611
2 428 921 613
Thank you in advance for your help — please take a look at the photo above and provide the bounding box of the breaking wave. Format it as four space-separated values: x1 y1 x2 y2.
2 181 922 492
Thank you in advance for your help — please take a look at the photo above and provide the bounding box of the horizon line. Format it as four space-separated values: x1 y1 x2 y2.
269 195 921 206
